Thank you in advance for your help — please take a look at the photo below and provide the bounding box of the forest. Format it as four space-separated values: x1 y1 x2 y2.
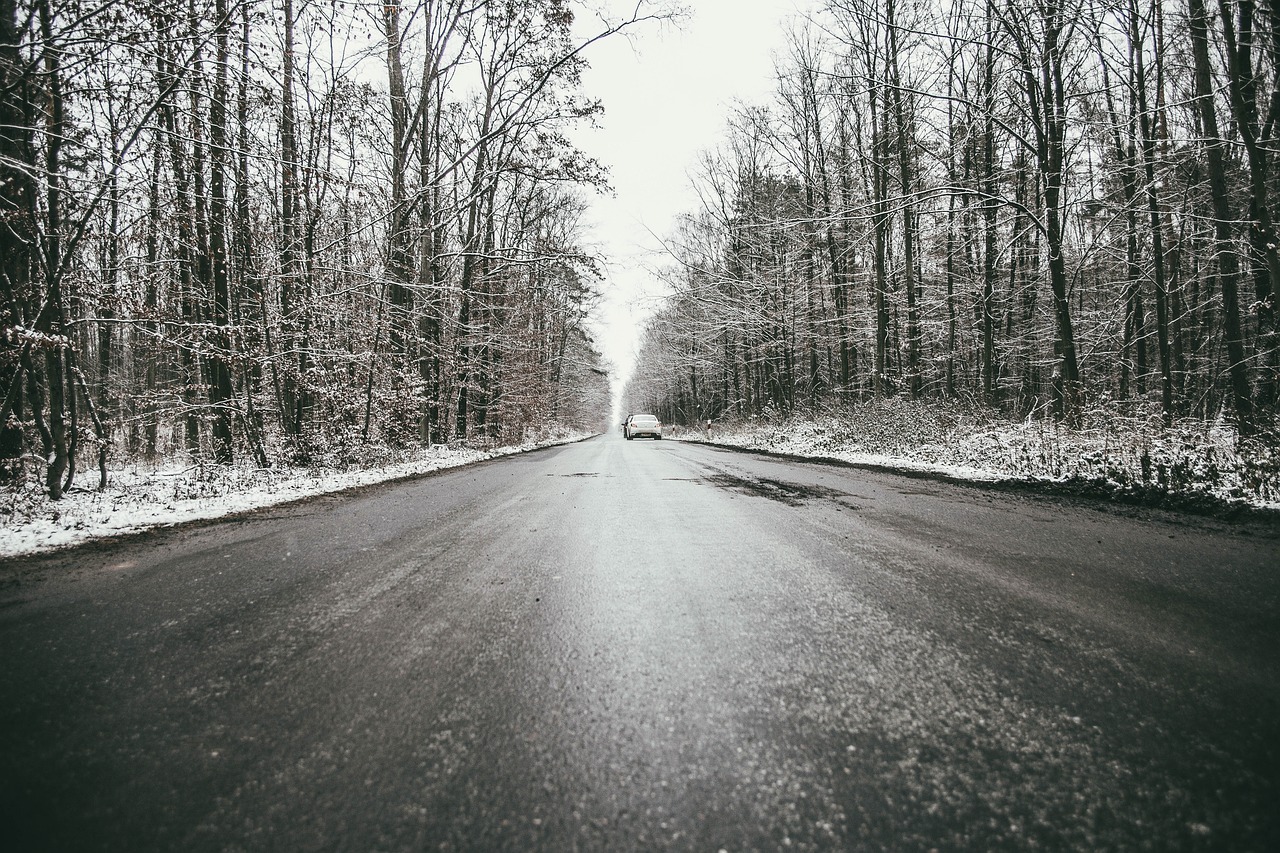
1 0 650 501
623 0 1280 464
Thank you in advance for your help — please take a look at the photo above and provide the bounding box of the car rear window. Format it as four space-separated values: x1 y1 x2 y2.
632 416 658 425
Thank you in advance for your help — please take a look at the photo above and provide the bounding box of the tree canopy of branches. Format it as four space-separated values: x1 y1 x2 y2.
2 0 662 498
624 0 1279 443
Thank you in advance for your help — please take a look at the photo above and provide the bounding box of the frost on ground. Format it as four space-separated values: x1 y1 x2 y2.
680 398 1280 512
1 430 593 560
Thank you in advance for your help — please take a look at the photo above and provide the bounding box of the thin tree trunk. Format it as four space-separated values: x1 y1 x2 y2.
887 0 920 397
39 0 69 498
208 0 234 462
981 8 999 401
1190 0 1254 433
1130 0 1175 421
0 0 36 478
279 0 304 438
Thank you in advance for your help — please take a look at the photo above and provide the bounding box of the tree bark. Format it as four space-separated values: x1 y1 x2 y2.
208 0 234 462
1190 0 1254 433
38 0 69 498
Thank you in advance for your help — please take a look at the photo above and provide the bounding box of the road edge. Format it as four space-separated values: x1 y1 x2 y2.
686 437 1280 532
0 433 599 569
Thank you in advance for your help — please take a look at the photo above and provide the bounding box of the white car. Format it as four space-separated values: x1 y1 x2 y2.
625 414 663 440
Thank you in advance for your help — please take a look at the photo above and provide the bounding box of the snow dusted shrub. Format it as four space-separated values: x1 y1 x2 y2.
3 479 45 527
169 467 227 502
1228 438 1280 503
520 422 582 448
313 437 402 472
166 462 292 502
700 396 1280 508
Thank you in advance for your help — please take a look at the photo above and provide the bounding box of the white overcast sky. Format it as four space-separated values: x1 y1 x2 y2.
572 0 820 389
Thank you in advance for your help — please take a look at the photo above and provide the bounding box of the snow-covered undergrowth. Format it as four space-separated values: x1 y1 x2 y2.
1 429 593 559
686 399 1280 511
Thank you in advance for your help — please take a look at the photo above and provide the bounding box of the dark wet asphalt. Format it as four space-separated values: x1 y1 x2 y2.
1 435 1278 851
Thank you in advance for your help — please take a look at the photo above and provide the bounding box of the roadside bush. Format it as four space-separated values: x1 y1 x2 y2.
699 398 1280 509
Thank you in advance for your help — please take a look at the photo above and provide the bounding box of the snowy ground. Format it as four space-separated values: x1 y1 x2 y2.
1 432 594 560
673 401 1280 515
6 402 1278 561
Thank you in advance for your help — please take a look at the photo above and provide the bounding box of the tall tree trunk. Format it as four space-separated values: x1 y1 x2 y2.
887 0 921 397
38 0 69 498
870 84 892 395
208 0 234 462
184 0 214 456
1012 0 1081 418
1189 0 1254 433
981 8 999 402
234 2 268 467
456 98 495 439
382 0 414 360
0 0 36 479
1098 36 1147 402
1219 0 1277 426
1130 0 1175 422
279 0 305 439
156 25 201 455
142 141 162 459
97 79 122 459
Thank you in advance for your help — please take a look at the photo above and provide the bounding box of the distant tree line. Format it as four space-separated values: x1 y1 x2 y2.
1 0 660 498
625 0 1278 441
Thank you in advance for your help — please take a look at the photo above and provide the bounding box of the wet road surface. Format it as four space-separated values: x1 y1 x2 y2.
2 435 1278 850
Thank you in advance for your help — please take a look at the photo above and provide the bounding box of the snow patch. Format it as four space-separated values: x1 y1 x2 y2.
1 432 593 559
678 402 1280 512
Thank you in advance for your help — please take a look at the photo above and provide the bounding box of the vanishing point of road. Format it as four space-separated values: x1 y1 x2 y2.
2 435 1277 851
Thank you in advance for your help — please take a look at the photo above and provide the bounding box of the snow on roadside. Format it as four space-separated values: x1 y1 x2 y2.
675 409 1280 512
1 432 594 560
674 420 1010 482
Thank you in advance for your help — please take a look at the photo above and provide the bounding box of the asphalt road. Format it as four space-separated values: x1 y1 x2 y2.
2 435 1278 851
